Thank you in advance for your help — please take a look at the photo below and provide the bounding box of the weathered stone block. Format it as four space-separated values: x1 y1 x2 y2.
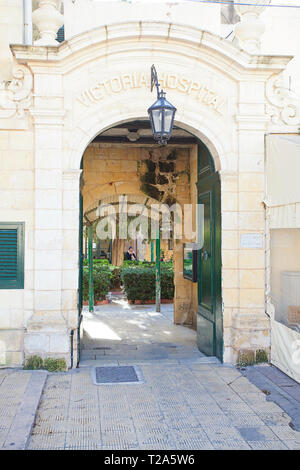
24 333 50 353
49 334 69 354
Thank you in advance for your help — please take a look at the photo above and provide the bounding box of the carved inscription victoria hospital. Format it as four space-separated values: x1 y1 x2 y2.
76 71 227 115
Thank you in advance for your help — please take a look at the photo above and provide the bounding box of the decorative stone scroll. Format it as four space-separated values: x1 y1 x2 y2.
266 73 300 127
0 65 33 119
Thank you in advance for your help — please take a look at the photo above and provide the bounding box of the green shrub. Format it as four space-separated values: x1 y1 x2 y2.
122 267 155 301
24 355 44 370
43 357 67 372
24 356 67 372
83 258 109 266
109 265 121 289
161 266 174 299
255 349 269 364
121 264 174 301
82 266 111 301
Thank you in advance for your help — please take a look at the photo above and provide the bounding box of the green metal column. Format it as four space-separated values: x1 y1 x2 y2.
88 225 94 312
151 240 154 262
155 229 161 313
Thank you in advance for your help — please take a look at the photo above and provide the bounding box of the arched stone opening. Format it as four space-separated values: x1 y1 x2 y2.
78 118 222 361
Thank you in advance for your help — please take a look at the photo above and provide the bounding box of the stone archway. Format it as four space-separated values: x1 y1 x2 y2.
13 20 292 366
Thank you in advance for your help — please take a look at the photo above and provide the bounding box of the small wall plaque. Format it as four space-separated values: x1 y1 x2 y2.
240 233 263 249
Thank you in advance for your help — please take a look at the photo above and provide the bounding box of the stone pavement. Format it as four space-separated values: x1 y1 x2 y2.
0 369 47 449
27 363 300 450
242 365 300 432
1 300 300 450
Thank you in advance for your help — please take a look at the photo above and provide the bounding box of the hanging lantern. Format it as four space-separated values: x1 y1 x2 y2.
147 65 176 145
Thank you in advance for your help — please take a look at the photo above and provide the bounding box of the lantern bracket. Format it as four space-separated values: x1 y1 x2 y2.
151 64 161 99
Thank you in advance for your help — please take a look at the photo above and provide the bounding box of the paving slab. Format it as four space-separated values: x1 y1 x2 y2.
0 370 47 450
26 363 300 450
241 365 300 431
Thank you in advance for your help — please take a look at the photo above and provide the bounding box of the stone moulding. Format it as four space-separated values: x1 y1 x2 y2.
10 21 293 76
6 21 297 135
0 64 33 122
266 73 300 127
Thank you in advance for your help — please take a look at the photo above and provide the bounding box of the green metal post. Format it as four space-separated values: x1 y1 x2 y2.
151 240 154 262
88 225 94 312
155 229 161 313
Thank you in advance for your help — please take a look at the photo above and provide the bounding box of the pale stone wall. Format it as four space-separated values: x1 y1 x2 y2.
0 0 23 80
0 129 34 366
0 1 33 364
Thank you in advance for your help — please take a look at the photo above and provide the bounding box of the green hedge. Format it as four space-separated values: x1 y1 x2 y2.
121 265 174 301
83 266 111 301
82 260 174 302
109 265 121 289
83 259 109 266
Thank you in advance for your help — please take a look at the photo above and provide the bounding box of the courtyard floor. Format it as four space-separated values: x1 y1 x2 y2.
0 301 299 450
80 299 210 365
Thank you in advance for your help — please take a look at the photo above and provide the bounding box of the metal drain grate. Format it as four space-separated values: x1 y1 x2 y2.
91 366 145 385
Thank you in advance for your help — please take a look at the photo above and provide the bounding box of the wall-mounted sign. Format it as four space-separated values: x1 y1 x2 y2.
240 233 264 249
183 243 198 282
76 71 227 115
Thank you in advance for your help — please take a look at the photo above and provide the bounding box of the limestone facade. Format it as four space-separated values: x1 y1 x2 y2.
0 1 300 367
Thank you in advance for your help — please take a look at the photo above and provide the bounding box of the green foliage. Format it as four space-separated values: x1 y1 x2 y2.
83 259 109 266
123 260 155 268
24 355 44 370
121 264 174 301
24 356 66 372
82 260 174 301
161 265 174 300
83 261 122 298
43 358 67 372
255 349 269 364
109 265 122 289
83 265 111 301
122 267 155 301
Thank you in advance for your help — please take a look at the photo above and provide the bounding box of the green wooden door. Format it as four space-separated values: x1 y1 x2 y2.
197 142 222 362
77 167 84 364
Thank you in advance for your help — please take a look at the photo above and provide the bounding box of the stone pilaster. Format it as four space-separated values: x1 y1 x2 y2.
24 104 70 365
225 77 271 363
62 169 82 335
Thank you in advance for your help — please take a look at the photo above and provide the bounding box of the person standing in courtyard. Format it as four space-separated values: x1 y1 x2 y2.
125 246 137 261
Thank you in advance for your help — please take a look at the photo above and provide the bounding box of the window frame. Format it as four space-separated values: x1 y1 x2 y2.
0 222 25 290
